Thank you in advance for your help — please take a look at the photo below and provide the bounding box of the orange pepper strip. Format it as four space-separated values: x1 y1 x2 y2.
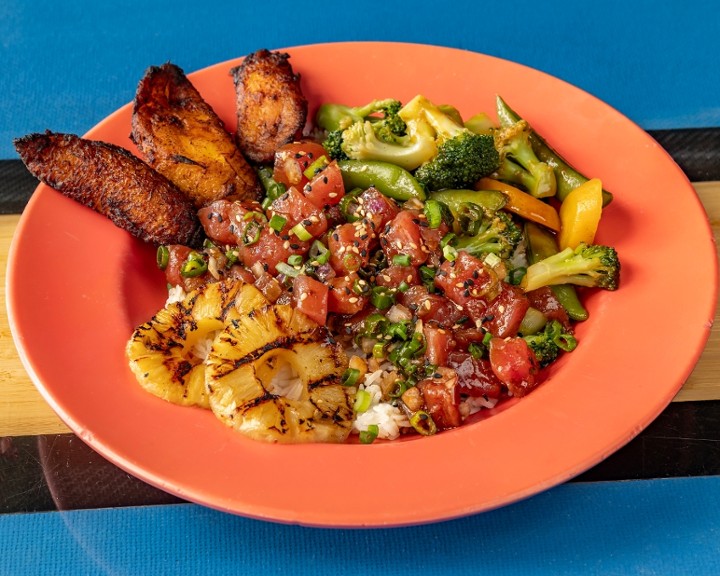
474 177 561 232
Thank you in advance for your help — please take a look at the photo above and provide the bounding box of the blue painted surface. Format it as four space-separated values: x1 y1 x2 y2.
2 476 719 575
2 1 720 159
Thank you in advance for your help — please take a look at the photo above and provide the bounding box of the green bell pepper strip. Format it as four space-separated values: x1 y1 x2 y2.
524 221 589 321
496 96 613 207
337 160 426 201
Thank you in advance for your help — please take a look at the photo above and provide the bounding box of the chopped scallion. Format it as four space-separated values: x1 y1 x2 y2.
423 199 443 229
291 222 313 241
392 254 411 267
353 389 372 413
370 285 395 310
268 214 287 232
287 254 303 267
180 252 207 277
302 155 328 179
342 368 361 387
359 424 379 444
275 262 301 278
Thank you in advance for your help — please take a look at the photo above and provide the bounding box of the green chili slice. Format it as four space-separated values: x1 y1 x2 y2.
309 240 330 265
275 262 301 278
156 245 169 270
242 220 262 246
180 252 207 278
287 254 303 267
410 410 437 436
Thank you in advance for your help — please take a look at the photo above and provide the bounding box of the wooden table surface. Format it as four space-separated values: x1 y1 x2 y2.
2 183 719 437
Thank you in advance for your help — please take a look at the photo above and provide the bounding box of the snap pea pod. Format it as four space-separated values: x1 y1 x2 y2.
337 160 426 201
428 188 507 218
524 221 589 321
496 96 613 207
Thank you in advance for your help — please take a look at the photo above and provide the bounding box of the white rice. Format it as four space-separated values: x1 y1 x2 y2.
352 382 410 441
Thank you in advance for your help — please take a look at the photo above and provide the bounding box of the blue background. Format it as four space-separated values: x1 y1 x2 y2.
2 0 720 160
2 1 720 573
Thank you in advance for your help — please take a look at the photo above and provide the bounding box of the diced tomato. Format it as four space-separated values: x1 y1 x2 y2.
526 286 572 330
239 228 308 274
417 369 462 430
270 186 328 239
423 321 455 367
398 285 465 328
354 187 400 231
446 351 503 399
302 161 345 209
488 337 540 398
418 218 450 257
226 265 256 285
482 284 531 338
163 245 206 292
328 221 374 275
375 265 419 290
434 251 501 308
327 273 367 315
380 210 429 266
272 141 329 189
198 199 264 246
292 275 329 326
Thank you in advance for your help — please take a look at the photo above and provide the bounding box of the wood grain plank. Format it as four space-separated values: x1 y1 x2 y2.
1 183 718 436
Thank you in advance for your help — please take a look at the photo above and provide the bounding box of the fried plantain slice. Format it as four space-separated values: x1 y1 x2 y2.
14 131 203 246
131 63 261 208
231 49 308 164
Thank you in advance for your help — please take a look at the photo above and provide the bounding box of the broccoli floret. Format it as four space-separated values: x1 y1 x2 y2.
521 243 620 292
337 117 438 171
523 320 577 367
322 129 349 161
493 120 557 198
316 98 407 133
316 98 438 170
454 209 522 260
399 95 500 191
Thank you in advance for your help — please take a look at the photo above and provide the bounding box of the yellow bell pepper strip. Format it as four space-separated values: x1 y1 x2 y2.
474 177 560 231
558 177 603 250
495 95 613 207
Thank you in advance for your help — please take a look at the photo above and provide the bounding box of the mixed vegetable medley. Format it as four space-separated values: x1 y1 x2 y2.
153 93 620 443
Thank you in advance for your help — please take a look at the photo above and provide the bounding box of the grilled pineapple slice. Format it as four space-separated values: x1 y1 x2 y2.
205 303 354 443
126 279 267 408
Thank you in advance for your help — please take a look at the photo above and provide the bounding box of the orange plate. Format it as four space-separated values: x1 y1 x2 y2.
6 42 718 527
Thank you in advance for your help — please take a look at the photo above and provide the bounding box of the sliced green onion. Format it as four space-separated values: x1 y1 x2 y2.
386 321 409 341
203 238 217 250
423 199 443 229
363 313 387 337
410 410 437 436
342 368 361 387
370 285 395 310
352 278 370 296
180 252 207 277
372 342 387 359
359 424 379 444
392 254 411 267
389 380 411 399
482 331 493 346
243 210 267 223
275 262 301 278
268 214 287 232
303 155 328 179
484 252 502 268
343 252 361 272
353 389 372 413
156 245 169 270
291 222 313 241
442 244 457 262
440 232 456 248
309 240 330 265
397 280 410 293
468 342 484 359
225 249 239 267
287 254 303 267
257 166 286 210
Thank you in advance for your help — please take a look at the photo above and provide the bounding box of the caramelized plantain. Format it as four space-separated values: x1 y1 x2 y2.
231 49 308 164
14 131 203 246
131 63 261 208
